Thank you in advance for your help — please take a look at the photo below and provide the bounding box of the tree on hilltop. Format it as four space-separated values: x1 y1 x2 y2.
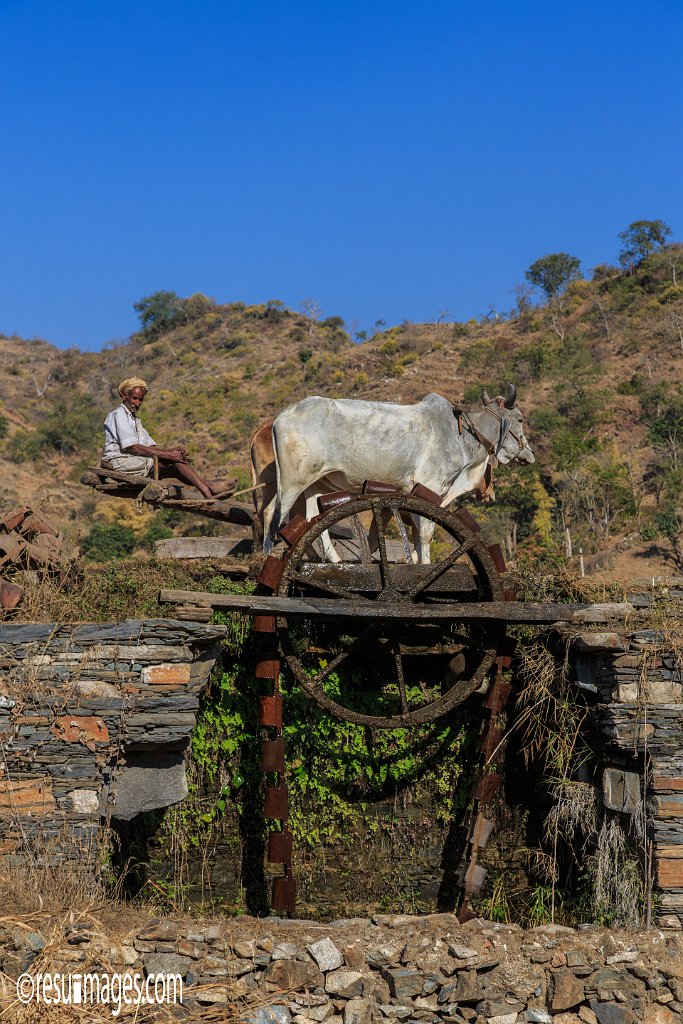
525 253 582 299
618 219 672 270
134 290 188 338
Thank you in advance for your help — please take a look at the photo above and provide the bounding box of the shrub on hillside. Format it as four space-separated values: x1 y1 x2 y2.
140 521 173 550
81 523 136 562
183 292 215 319
41 400 102 456
6 396 102 462
5 431 36 462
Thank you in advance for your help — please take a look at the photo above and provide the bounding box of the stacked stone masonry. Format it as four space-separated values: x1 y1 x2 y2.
3 912 683 1022
0 620 225 861
2 615 683 934
570 626 683 930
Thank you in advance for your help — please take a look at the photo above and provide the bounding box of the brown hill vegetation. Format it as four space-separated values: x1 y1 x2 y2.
1 245 682 579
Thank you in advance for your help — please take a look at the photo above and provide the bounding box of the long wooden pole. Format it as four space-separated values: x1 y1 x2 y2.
159 589 634 623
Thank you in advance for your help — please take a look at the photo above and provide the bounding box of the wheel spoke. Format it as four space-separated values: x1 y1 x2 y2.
404 535 477 600
393 642 408 715
289 571 375 604
352 513 372 563
392 509 413 563
308 624 378 688
371 503 390 587
277 493 504 729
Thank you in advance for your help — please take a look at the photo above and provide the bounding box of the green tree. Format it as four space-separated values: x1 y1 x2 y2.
618 219 672 270
133 290 186 338
0 415 8 441
525 253 581 299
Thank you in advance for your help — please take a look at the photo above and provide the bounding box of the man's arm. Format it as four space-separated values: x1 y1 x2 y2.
123 442 190 463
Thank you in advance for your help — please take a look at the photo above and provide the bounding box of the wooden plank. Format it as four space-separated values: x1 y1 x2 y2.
310 537 408 560
464 863 487 896
0 580 24 610
86 465 151 484
473 772 500 803
154 537 252 562
469 815 495 851
83 482 144 497
172 605 213 622
158 589 633 623
0 533 27 560
153 497 254 526
17 511 57 537
295 562 476 594
0 507 30 531
82 469 255 527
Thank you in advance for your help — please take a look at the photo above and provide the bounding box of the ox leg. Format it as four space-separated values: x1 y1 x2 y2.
413 516 435 565
262 494 279 553
392 510 414 564
304 490 342 563
267 487 302 553
408 516 420 563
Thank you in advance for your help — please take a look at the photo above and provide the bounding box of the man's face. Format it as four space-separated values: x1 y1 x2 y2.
124 387 146 414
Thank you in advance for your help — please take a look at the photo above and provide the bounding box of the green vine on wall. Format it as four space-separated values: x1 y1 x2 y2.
180 577 477 856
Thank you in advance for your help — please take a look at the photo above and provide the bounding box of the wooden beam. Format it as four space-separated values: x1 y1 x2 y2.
294 562 477 594
155 537 252 562
158 589 634 624
81 468 255 527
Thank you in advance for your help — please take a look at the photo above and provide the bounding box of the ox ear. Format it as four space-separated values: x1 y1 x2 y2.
504 383 517 409
481 388 492 405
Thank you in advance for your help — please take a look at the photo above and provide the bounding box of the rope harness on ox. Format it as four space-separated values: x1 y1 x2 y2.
453 399 527 457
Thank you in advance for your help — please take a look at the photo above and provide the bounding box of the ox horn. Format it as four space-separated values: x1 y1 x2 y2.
503 383 517 409
481 388 492 405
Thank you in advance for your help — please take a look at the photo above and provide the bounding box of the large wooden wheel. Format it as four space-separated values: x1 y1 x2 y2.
273 491 508 728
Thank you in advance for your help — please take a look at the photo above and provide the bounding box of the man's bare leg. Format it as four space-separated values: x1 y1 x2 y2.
159 462 229 499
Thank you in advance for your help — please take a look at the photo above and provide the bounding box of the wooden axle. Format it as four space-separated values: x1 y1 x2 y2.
159 588 634 624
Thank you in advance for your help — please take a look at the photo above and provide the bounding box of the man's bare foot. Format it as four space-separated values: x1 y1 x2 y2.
208 477 237 499
210 486 235 500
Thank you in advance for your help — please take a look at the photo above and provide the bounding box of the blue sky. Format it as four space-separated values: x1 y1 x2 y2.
1 0 682 350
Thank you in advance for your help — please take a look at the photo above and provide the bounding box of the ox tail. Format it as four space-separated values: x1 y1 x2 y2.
247 428 259 514
263 423 283 553
248 438 264 549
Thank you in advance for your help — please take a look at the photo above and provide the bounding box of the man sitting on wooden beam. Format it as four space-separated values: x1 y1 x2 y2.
103 377 232 500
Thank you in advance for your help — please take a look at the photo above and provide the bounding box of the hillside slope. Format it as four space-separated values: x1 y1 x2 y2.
1 254 682 579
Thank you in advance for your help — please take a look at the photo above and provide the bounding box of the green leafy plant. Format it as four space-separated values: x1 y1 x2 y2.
81 523 136 562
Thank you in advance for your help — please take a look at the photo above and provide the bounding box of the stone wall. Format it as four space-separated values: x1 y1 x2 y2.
3 613 683 932
3 909 683 1022
568 625 683 930
0 620 225 861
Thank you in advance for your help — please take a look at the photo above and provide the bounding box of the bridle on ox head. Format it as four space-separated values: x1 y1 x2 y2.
452 384 528 456
483 403 528 454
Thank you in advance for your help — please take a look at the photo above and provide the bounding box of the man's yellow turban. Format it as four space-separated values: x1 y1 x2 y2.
118 377 149 398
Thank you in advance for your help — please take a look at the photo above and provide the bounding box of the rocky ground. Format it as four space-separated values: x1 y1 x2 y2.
2 912 683 1022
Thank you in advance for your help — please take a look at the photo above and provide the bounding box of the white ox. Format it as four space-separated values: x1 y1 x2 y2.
250 418 497 546
262 387 534 563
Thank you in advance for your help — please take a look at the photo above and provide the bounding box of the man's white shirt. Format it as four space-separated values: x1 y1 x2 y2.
103 404 156 460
